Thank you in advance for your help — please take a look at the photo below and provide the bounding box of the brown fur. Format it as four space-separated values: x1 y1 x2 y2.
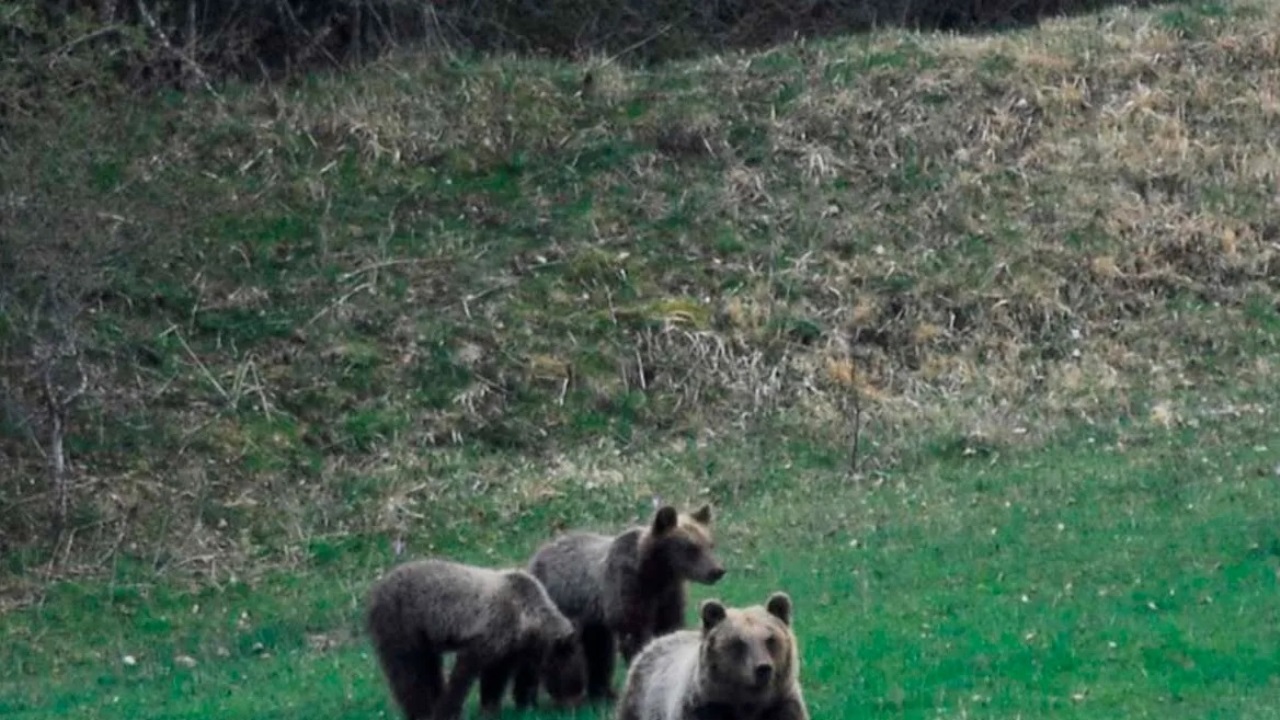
522 504 726 701
615 592 808 720
365 557 586 720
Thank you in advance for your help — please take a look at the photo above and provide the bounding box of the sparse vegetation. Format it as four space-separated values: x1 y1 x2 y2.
3 0 1280 717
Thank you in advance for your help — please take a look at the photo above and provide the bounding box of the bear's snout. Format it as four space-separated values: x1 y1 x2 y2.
706 565 726 583
753 662 774 686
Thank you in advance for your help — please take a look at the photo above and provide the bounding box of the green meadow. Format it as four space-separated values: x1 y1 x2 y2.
5 411 1280 718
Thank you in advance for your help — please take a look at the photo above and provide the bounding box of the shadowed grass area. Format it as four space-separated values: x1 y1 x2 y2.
2 397 1278 718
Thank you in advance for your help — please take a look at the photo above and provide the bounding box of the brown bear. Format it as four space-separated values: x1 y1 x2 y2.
364 557 587 720
518 503 726 701
614 592 809 720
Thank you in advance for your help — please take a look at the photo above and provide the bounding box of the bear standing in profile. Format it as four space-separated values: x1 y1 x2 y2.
615 592 809 720
519 504 726 701
364 557 586 720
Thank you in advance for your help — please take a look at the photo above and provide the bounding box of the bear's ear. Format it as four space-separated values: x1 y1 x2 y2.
652 505 678 535
699 599 727 632
691 504 713 525
765 592 792 626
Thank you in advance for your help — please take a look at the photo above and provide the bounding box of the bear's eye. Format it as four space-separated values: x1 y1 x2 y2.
765 636 779 653
730 638 748 655
682 544 700 557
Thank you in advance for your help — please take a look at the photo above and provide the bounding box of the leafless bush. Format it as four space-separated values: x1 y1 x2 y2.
0 117 133 561
0 269 91 549
1 0 1155 104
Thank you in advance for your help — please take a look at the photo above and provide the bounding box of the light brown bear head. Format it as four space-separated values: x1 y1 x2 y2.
698 592 797 697
644 503 725 585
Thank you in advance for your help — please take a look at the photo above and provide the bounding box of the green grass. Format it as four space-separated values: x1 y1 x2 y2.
4 399 1280 719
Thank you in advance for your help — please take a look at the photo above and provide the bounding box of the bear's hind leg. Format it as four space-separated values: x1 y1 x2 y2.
381 649 443 720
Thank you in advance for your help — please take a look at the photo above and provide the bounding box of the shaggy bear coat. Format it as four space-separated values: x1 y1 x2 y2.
521 504 726 700
615 592 809 720
365 557 586 720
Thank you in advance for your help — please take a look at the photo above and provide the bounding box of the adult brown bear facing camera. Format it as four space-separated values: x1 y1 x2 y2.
522 503 726 701
615 592 809 720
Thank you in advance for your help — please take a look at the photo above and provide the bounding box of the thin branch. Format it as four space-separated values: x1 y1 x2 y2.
53 25 127 58
846 355 864 480
306 281 374 327
849 383 863 477
135 0 220 98
40 344 88 542
603 22 673 65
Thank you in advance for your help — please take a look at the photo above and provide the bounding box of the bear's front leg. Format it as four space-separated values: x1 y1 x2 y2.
511 654 541 710
617 604 656 664
581 624 618 701
690 701 738 720
759 696 810 720
433 652 482 720
618 632 644 663
651 585 687 637
477 653 517 716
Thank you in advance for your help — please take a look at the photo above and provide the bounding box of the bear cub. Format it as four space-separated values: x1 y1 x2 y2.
522 503 726 701
365 557 586 720
615 592 809 720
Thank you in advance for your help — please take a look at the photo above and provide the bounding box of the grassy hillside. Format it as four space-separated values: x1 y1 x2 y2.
5 0 1279 579
3 1 1280 718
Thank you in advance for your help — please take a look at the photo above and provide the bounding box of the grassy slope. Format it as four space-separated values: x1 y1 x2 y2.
4 0 1280 572
4 0 1280 718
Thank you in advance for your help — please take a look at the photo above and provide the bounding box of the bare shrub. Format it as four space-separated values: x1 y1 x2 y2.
0 0 1155 102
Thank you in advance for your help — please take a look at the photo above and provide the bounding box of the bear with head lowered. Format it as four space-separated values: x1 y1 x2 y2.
519 503 726 701
615 591 809 720
364 557 586 720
